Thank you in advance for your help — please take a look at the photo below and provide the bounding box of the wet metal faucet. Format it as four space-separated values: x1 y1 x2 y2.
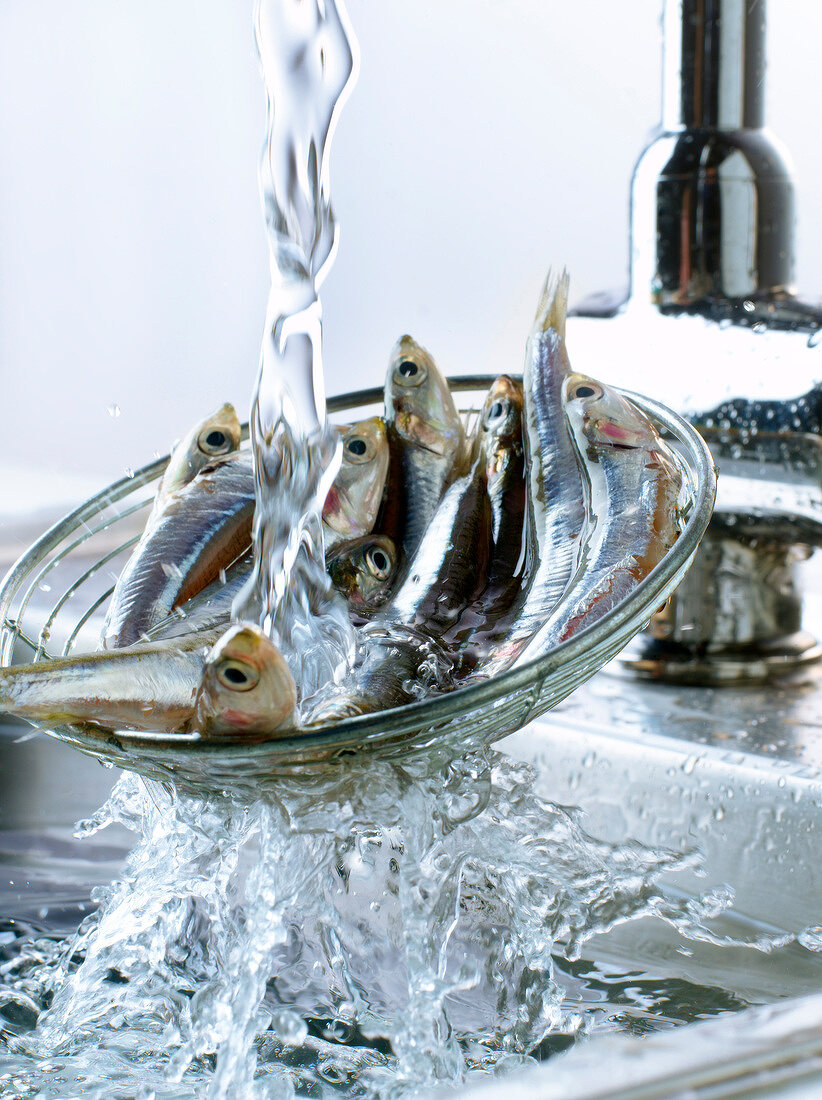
569 0 822 685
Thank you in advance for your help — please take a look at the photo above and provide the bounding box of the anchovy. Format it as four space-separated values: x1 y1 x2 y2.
515 373 682 662
326 535 400 620
323 418 391 551
195 623 296 737
384 335 469 563
0 625 296 738
0 631 223 734
467 269 586 679
443 376 528 673
146 554 252 642
149 533 400 642
156 403 242 503
102 455 255 649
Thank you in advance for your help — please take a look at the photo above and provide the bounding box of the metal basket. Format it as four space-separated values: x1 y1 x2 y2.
0 378 715 790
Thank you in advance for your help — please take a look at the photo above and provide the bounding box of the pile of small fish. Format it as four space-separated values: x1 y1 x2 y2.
0 272 682 741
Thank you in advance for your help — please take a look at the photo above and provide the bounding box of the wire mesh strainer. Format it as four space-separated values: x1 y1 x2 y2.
0 378 715 789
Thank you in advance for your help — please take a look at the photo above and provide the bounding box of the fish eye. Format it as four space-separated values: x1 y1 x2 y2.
344 434 375 464
572 383 602 401
394 359 427 387
215 659 260 692
198 427 232 455
483 399 508 428
365 545 393 581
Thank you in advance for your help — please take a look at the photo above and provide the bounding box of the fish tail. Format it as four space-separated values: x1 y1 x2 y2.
533 268 570 339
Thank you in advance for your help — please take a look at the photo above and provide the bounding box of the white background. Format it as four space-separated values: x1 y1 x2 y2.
1 1 821 509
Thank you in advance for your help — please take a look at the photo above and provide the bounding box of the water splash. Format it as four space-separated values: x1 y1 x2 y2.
0 751 769 1099
234 0 359 707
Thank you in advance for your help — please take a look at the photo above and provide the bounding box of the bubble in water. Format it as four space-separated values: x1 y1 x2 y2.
799 926 822 951
271 1009 309 1046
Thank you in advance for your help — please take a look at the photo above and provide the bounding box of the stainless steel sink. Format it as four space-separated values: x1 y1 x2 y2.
440 659 822 1098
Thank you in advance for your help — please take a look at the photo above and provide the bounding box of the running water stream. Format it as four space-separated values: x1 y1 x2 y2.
235 0 359 709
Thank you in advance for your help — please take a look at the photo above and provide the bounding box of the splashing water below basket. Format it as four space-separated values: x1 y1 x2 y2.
3 739 803 1100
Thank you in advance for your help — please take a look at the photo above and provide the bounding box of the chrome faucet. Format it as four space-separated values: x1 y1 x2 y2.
569 0 822 684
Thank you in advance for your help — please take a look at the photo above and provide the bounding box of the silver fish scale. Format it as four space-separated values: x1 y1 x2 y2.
400 446 457 564
517 441 681 661
523 332 586 611
467 334 586 681
102 460 254 649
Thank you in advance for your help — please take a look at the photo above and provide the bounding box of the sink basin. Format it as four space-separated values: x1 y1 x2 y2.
436 659 822 1098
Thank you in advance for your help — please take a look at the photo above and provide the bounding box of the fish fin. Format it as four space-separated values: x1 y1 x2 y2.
533 268 570 339
462 405 481 437
465 430 483 465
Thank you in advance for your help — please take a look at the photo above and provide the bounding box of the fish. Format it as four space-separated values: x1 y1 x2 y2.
194 623 296 737
313 453 492 719
0 630 224 734
0 625 296 738
156 403 243 502
323 418 390 551
513 372 682 662
102 455 256 649
462 269 586 680
441 376 529 671
384 335 469 562
148 533 399 642
105 416 390 650
145 553 253 641
325 535 400 619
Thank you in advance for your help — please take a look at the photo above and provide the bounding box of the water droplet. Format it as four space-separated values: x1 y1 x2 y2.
743 300 755 312
107 403 121 418
124 467 135 479
38 583 51 593
271 1009 307 1046
799 926 822 951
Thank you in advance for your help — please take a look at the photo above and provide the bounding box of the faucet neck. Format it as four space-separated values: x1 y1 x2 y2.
628 0 794 308
662 0 766 132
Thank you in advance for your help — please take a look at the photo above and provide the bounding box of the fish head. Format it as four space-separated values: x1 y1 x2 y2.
480 375 524 472
385 335 463 457
563 374 658 451
162 403 243 494
195 623 296 737
324 417 390 538
327 535 398 612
